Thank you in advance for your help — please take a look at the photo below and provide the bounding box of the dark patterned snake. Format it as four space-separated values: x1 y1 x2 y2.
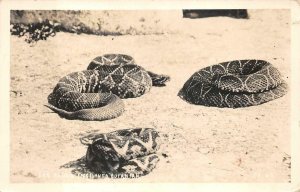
46 54 170 120
178 60 287 108
80 128 160 177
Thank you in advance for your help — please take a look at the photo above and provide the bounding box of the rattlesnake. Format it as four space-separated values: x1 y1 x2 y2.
80 128 160 177
178 60 287 108
46 54 170 120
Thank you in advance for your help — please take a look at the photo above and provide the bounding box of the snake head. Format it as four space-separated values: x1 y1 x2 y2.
80 133 106 146
86 139 121 173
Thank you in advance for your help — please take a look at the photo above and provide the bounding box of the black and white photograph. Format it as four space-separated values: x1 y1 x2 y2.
1 0 300 191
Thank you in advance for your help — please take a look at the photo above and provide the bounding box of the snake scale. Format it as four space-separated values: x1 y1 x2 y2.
46 54 170 121
178 59 287 108
80 128 160 177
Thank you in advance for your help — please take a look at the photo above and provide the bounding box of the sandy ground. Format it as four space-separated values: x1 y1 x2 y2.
10 10 291 182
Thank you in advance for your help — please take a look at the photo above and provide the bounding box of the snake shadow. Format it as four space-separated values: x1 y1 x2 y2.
61 156 116 179
60 132 110 179
60 156 100 179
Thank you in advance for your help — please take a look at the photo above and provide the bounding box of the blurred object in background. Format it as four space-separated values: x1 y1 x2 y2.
183 9 249 19
10 10 182 44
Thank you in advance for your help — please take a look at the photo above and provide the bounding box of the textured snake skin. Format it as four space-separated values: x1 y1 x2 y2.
80 128 160 177
178 60 287 108
46 54 170 120
87 54 170 86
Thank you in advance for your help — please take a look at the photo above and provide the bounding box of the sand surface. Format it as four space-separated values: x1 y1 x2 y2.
10 10 291 182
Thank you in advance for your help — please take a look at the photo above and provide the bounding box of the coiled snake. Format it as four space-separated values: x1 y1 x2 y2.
46 54 170 120
178 60 287 108
80 128 161 177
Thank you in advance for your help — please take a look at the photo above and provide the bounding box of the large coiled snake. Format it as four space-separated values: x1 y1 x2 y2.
80 128 161 177
178 60 287 108
46 54 170 120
